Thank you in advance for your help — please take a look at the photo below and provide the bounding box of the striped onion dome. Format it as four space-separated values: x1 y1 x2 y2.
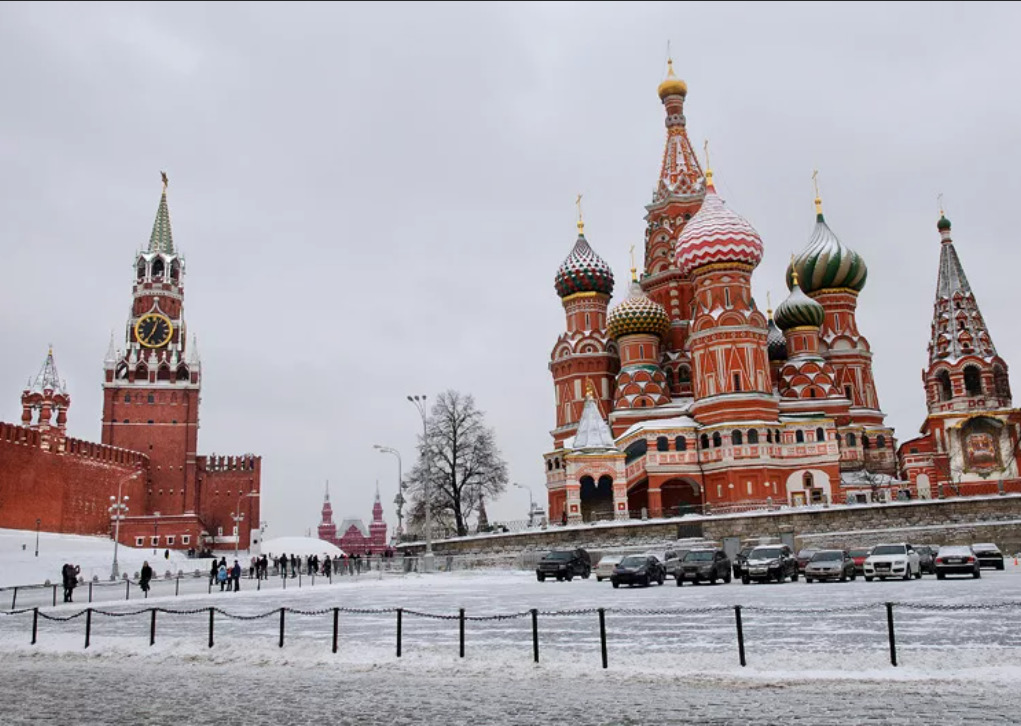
555 232 615 298
774 280 825 331
607 280 670 339
786 211 867 294
767 315 788 360
675 177 763 276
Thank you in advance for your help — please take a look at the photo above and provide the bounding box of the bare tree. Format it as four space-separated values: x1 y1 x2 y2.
406 390 509 537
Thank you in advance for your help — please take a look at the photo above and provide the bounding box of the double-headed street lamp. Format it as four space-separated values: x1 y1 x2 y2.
407 395 434 570
110 470 142 580
234 491 261 559
373 444 404 540
513 482 536 527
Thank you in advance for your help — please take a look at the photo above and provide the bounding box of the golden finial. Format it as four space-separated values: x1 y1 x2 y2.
790 253 800 287
161 170 169 192
48 343 53 356
575 193 584 234
585 381 597 400
657 45 688 99
938 192 944 218
766 291 773 317
629 244 637 282
703 139 714 187
812 170 822 216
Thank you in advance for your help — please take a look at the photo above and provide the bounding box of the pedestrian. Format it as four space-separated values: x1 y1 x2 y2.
323 556 332 578
217 562 228 592
61 563 80 603
140 560 153 596
231 560 241 592
164 548 170 560
561 509 568 526
209 558 218 587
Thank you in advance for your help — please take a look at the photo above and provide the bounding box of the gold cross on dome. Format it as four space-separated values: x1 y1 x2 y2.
575 194 584 233
812 170 819 198
938 192 944 217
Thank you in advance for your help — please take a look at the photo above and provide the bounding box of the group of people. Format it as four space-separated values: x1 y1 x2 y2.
208 557 244 592
263 552 385 578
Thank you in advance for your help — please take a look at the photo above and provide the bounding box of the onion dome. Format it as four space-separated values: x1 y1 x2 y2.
767 313 788 360
607 280 670 339
675 170 764 276
657 58 688 99
937 215 951 232
774 272 825 331
786 197 867 294
554 225 615 298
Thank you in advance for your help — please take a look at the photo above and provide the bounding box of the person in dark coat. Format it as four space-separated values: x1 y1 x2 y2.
139 561 153 596
209 558 219 587
61 563 80 603
231 560 241 592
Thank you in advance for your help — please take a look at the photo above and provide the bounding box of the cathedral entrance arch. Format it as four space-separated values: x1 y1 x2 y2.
579 474 614 522
660 478 703 516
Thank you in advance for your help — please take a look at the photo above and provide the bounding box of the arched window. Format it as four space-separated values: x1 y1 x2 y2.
675 436 687 451
700 434 710 450
170 261 180 282
656 436 668 452
846 432 857 447
731 430 743 446
876 434 886 449
964 365 983 396
775 429 781 443
157 365 172 382
994 365 1012 398
748 429 759 444
554 458 561 470
795 430 805 444
815 427 825 442
766 429 773 443
639 344 645 359
712 432 722 448
733 373 742 392
136 260 146 281
678 366 691 383
936 370 952 401
176 365 189 381
802 472 813 489
151 258 165 279
862 435 871 449
546 460 553 471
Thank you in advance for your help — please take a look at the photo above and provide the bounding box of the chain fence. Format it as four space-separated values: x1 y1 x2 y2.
4 600 1020 669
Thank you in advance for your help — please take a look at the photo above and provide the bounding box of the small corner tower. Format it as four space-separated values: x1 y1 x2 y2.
21 347 70 450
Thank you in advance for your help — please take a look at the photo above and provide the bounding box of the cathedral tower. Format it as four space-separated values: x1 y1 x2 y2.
101 174 201 516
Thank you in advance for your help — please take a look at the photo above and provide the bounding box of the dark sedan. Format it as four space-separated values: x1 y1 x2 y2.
611 555 666 588
934 546 981 579
971 543 1005 570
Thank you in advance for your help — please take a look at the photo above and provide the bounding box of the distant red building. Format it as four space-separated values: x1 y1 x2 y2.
317 483 387 554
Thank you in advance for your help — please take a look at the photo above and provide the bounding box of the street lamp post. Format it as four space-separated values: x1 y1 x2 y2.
109 471 140 581
373 444 403 541
513 482 536 527
407 395 433 571
34 518 41 557
153 516 160 554
234 491 260 559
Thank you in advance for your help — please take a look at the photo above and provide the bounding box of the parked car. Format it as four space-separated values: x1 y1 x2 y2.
848 547 872 576
645 548 689 580
971 543 1005 570
732 547 754 579
914 545 936 574
795 548 819 574
677 548 732 586
934 545 981 579
864 543 921 581
804 550 856 582
536 548 591 582
594 555 622 582
742 545 798 584
611 555 666 588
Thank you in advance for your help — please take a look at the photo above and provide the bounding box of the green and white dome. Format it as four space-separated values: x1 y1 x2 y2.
787 204 867 294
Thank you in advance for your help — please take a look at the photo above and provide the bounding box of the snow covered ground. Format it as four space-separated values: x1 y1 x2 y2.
1 529 1020 724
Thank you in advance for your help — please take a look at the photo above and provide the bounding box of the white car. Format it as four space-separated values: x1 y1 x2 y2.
864 543 921 581
594 555 622 582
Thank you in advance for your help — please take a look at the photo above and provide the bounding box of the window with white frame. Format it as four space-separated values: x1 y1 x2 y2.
151 536 159 546
135 537 144 547
166 535 175 545
217 527 223 536
182 535 191 545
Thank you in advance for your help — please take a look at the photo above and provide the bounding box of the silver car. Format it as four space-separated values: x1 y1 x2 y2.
594 555 622 582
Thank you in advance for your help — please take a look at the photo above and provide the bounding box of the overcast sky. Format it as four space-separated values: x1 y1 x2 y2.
2 2 1020 537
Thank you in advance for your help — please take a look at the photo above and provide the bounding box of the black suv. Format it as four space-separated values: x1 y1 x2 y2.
536 548 591 582
741 545 798 584
677 548 732 586
611 554 666 588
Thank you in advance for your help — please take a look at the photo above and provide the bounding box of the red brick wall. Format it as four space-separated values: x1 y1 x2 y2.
0 422 147 536
196 456 261 548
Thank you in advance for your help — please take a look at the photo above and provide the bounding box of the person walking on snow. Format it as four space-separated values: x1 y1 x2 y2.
217 562 228 591
139 560 153 596
61 563 80 603
231 560 241 592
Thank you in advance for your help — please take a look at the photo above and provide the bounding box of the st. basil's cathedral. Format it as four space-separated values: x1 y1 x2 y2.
544 61 1021 524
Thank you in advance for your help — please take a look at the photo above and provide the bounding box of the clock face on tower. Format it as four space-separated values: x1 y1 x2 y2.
135 313 174 348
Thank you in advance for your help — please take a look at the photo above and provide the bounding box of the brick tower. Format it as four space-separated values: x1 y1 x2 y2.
21 348 70 451
101 174 201 516
369 484 387 550
318 481 337 542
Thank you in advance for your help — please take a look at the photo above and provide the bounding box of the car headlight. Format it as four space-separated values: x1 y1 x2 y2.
558 564 566 570
769 560 780 567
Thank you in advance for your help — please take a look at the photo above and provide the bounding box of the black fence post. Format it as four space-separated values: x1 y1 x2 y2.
531 608 539 664
52 584 57 607
208 578 212 595
332 607 339 654
598 608 608 670
88 582 93 603
257 576 261 592
298 572 302 588
208 607 214 648
150 609 157 646
282 574 286 591
886 602 898 667
734 605 746 667
311 573 315 587
10 587 16 610
31 607 38 645
459 608 465 658
175 576 180 597
279 608 286 648
396 608 403 658
84 608 92 649
125 579 130 601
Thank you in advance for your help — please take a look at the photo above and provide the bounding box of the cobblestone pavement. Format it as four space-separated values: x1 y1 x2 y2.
0 658 1016 726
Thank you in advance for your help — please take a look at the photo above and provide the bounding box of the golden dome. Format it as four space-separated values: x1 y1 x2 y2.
657 58 687 99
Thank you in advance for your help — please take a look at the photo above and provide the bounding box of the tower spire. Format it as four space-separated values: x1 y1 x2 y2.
148 171 175 254
703 139 714 189
812 170 823 219
575 194 584 235
324 479 330 502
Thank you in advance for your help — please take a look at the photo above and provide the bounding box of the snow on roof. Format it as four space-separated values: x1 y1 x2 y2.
338 518 369 538
260 536 345 557
570 396 617 450
619 415 699 439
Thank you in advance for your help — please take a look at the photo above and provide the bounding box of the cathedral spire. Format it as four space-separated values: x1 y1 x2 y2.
148 171 175 254
651 58 704 205
104 331 117 366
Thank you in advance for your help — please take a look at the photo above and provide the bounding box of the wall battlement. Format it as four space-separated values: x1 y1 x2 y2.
0 422 148 468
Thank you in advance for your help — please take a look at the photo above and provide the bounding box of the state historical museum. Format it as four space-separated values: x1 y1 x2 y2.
544 62 1021 524
0 178 262 550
